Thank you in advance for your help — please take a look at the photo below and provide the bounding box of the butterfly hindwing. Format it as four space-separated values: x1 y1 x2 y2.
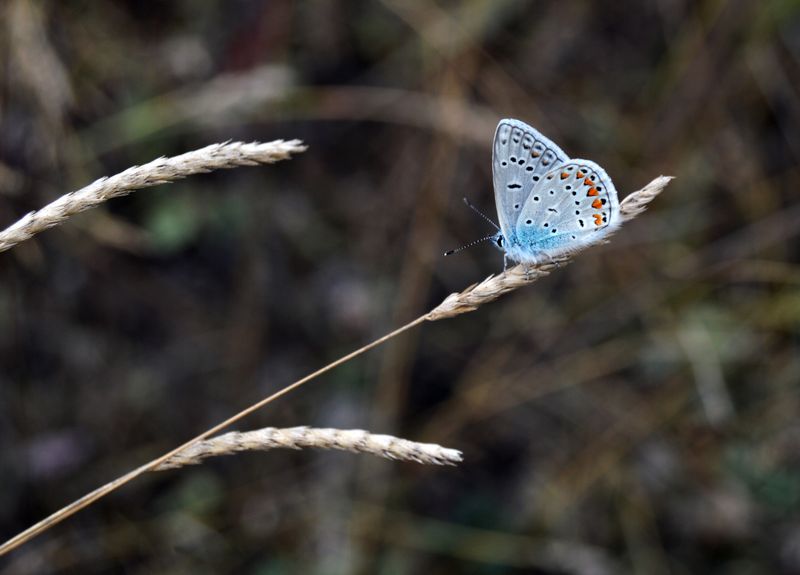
492 119 568 242
513 160 620 258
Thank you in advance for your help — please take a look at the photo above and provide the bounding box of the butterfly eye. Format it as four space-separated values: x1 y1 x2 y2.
495 236 505 247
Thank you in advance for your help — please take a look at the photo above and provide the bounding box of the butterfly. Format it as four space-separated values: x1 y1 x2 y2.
489 118 620 268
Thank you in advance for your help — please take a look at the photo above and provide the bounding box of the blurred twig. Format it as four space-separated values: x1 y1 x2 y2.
6 0 74 126
85 65 295 153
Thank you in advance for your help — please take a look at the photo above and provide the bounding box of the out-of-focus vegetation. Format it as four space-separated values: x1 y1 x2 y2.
2 1 800 573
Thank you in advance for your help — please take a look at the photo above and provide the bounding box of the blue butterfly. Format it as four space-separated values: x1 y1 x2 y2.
489 119 620 267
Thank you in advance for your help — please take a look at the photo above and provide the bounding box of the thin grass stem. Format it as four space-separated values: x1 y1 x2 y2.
0 175 672 556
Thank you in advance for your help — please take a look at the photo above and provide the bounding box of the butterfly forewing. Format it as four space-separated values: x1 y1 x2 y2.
492 119 568 241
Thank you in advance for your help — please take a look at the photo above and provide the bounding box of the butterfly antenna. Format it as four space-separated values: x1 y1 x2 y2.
443 233 496 257
462 197 500 231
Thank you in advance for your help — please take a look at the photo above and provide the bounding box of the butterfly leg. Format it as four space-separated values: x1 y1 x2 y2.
539 251 561 269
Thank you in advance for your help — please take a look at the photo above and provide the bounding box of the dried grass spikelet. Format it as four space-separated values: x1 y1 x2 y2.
155 426 463 469
0 139 307 254
426 176 673 320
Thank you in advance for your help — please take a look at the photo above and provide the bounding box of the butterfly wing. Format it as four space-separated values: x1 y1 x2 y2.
513 159 620 259
492 119 569 242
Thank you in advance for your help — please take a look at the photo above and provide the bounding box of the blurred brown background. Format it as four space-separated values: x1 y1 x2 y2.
2 1 800 573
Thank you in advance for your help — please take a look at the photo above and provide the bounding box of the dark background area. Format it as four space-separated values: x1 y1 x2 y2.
2 1 800 573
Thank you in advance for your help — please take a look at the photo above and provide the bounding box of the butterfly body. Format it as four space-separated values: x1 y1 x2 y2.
491 119 620 266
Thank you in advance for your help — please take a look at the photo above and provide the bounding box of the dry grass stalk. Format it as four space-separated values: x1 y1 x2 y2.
156 426 463 469
0 139 307 254
0 174 672 556
426 176 674 320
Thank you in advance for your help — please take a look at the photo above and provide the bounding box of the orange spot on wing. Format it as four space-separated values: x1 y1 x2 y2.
532 151 541 157
587 187 599 196
584 177 593 186
576 171 584 179
593 214 603 226
560 172 569 179
592 198 602 209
